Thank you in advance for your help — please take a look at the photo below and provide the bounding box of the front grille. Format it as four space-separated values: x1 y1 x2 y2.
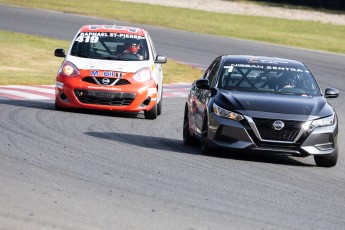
82 77 130 86
74 89 135 106
252 118 303 142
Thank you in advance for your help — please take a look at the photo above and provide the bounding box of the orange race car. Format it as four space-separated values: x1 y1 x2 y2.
54 25 167 119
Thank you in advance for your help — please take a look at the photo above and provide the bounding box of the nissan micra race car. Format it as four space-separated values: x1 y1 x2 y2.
54 25 167 119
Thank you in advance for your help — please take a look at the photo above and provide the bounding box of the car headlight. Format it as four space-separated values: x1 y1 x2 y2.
311 113 336 128
213 103 244 121
133 67 152 82
59 61 80 77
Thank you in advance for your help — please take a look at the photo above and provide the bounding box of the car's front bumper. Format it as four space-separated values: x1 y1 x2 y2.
55 77 157 112
207 112 338 157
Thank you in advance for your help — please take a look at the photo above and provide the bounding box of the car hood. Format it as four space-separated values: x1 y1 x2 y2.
66 55 151 73
216 90 333 120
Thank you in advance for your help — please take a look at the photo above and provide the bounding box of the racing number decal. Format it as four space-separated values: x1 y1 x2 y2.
75 34 99 43
75 32 144 43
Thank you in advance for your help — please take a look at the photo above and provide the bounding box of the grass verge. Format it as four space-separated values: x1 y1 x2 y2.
0 31 202 85
0 0 344 54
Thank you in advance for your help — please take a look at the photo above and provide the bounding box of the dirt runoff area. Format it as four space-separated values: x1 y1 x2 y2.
118 0 345 26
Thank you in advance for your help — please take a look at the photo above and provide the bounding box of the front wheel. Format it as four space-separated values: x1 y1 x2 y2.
314 150 338 167
157 88 163 116
144 103 157 120
183 106 194 145
55 101 66 111
200 117 212 155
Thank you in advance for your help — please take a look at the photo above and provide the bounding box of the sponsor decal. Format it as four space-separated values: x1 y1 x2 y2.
90 70 115 77
87 86 121 91
56 81 63 89
247 58 289 64
111 33 145 39
226 64 306 72
266 66 304 72
231 64 265 69
89 25 139 33
247 58 260 63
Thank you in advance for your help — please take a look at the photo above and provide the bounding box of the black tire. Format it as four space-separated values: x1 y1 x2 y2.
183 106 194 145
314 150 338 167
144 103 158 120
55 101 64 111
200 117 212 155
157 88 163 116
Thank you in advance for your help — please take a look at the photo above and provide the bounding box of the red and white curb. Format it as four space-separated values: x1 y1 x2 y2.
163 82 192 98
0 83 192 100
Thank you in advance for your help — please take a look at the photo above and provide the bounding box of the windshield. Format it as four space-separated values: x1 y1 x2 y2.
218 62 321 96
70 32 149 61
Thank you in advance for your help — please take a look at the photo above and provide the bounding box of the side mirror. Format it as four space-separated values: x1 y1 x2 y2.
196 79 211 90
325 88 339 98
154 55 167 64
54 48 66 57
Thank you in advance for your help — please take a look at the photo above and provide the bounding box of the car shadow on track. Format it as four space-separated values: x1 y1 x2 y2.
85 131 199 155
0 99 53 109
0 99 146 119
1 100 313 167
85 131 314 167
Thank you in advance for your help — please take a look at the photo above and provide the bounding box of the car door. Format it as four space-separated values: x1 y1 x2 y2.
194 58 221 135
147 34 163 98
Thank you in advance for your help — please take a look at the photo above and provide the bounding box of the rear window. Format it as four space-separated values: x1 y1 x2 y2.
218 62 322 96
70 32 149 61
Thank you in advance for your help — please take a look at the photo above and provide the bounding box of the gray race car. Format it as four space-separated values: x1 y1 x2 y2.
183 55 339 167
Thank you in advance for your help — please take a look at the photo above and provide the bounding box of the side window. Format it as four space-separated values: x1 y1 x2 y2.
146 34 156 59
203 58 219 79
208 60 220 87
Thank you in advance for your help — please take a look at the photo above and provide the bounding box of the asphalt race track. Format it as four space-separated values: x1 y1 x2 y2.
1 4 345 230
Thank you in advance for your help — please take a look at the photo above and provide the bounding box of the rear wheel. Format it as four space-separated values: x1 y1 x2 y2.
314 150 338 167
144 103 157 120
183 106 194 145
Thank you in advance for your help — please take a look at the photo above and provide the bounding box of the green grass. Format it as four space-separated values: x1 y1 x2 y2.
1 0 344 54
0 31 202 85
0 31 67 85
0 0 344 85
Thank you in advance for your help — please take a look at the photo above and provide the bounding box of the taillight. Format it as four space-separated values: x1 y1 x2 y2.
132 67 152 82
59 61 80 77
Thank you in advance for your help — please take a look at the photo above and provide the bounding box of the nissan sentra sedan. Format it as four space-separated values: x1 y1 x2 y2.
183 55 339 167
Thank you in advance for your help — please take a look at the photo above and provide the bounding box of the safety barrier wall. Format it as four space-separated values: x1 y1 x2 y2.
252 0 345 10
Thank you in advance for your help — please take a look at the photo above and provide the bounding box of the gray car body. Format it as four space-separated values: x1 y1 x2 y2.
184 55 339 166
